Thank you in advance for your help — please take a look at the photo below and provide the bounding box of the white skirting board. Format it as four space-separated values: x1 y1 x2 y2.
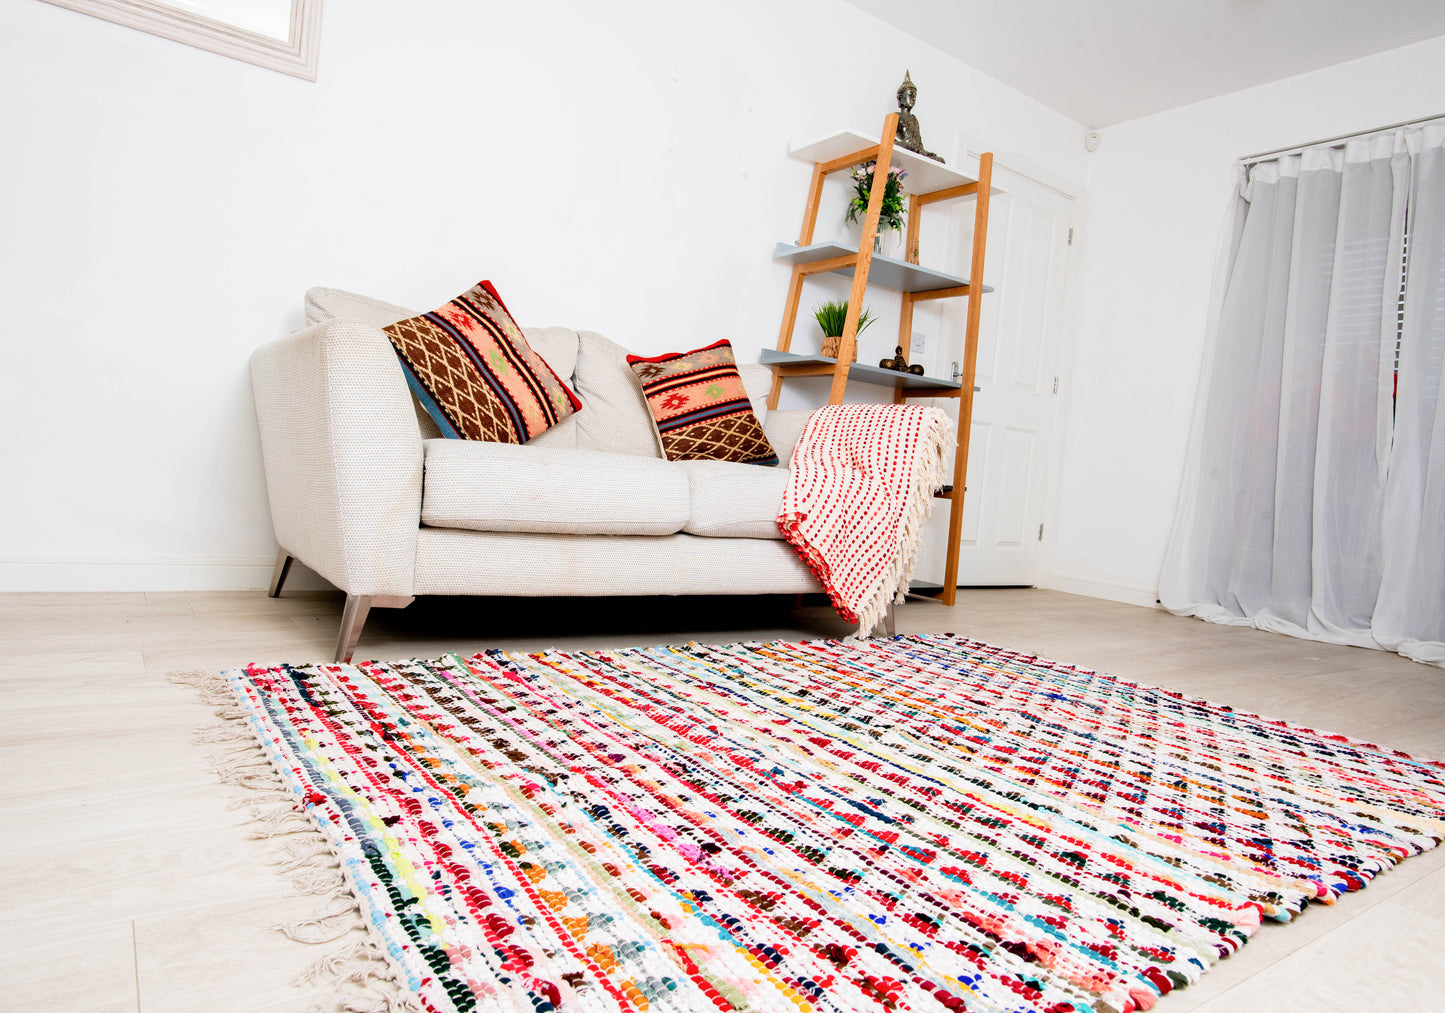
1039 571 1161 608
0 555 334 592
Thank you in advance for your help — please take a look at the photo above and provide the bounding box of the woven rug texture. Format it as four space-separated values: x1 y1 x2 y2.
223 634 1445 1013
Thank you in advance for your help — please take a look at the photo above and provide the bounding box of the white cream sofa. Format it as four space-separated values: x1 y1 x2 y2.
251 288 825 662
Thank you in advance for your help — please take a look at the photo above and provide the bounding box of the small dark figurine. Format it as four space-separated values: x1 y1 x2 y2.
880 346 929 375
895 71 942 162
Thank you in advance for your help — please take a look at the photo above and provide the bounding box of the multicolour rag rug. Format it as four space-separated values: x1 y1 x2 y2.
224 634 1445 1013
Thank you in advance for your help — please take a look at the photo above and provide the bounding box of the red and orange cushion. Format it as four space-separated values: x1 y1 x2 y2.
383 281 580 443
626 340 777 466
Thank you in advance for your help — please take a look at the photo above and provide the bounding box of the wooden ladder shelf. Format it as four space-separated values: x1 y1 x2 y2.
765 112 995 606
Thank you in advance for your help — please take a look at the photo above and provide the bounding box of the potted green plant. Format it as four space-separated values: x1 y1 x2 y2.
846 161 908 251
813 299 876 361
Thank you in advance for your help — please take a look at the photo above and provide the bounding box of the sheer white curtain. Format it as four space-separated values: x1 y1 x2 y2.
1376 125 1445 664
1160 125 1445 665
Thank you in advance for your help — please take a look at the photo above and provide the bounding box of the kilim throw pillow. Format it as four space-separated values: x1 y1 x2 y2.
383 281 582 443
626 340 778 466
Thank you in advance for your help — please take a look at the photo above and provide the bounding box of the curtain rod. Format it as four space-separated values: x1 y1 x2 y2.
1239 111 1445 166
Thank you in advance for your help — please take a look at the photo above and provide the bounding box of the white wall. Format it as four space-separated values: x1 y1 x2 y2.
0 0 1086 591
1045 33 1445 606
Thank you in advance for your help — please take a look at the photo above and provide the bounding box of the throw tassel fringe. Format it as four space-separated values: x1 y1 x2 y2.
849 408 953 638
169 669 415 1013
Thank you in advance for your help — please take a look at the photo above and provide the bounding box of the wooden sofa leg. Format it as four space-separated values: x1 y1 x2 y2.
335 594 373 664
268 550 294 598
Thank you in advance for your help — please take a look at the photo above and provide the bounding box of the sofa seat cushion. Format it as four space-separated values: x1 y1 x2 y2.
422 439 688 535
676 459 790 539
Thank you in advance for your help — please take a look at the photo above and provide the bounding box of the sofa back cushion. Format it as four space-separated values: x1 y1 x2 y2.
760 408 811 464
571 331 665 458
299 287 770 458
305 286 414 329
521 325 580 382
569 332 777 458
303 287 580 387
736 363 772 428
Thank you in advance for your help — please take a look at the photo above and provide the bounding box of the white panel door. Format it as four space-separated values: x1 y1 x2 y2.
941 166 1073 586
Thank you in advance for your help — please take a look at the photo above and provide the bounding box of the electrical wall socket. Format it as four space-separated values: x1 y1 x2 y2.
911 331 927 356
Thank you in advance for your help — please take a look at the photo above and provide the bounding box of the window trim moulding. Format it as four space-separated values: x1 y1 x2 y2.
39 0 324 81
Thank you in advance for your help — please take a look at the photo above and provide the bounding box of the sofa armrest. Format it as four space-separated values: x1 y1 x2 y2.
762 409 813 464
250 320 422 597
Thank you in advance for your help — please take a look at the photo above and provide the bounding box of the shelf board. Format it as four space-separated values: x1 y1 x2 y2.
760 349 963 391
789 129 1004 198
774 241 993 294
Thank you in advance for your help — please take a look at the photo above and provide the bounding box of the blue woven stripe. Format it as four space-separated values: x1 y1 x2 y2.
654 398 754 434
397 359 462 439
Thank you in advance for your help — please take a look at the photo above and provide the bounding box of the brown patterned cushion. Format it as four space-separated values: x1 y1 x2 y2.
383 281 581 443
626 340 778 466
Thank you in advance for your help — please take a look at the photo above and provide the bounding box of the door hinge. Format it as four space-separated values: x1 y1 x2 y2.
1052 376 1059 394
1067 227 1074 246
1038 523 1044 541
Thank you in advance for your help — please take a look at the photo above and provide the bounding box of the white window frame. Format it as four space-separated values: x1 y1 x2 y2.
39 0 323 81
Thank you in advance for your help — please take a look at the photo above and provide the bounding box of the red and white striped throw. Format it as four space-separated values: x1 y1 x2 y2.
777 403 954 635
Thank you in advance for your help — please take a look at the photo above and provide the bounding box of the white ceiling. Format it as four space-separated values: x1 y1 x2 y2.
843 0 1445 128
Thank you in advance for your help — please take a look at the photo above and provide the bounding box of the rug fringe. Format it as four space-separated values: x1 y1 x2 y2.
296 941 424 1013
278 902 367 944
169 669 418 1013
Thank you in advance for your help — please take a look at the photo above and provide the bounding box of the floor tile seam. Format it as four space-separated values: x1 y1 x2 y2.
131 919 141 1013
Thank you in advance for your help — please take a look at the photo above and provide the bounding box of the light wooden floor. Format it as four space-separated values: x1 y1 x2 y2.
3 588 1444 1012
